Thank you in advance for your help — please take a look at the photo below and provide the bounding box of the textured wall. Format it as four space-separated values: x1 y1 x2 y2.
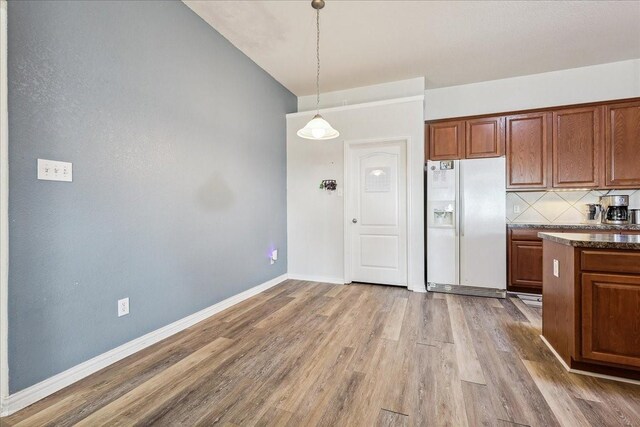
286 99 425 291
425 59 640 120
7 0 294 393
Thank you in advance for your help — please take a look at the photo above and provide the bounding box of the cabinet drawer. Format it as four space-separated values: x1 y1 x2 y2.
510 229 543 241
581 250 640 274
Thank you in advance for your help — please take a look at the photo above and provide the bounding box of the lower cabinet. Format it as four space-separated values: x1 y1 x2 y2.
542 241 640 379
581 272 640 368
507 227 640 294
508 228 548 294
509 240 543 293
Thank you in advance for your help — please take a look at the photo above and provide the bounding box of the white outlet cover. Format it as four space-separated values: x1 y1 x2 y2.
118 297 130 317
272 249 278 261
37 159 73 182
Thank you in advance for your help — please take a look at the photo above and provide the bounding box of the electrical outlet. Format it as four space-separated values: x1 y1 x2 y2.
118 297 129 317
37 159 73 182
270 249 278 265
553 259 559 278
513 205 521 214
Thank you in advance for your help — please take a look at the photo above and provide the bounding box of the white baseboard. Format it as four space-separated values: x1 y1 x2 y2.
539 335 640 386
288 273 425 292
0 273 288 417
409 284 427 293
287 274 345 285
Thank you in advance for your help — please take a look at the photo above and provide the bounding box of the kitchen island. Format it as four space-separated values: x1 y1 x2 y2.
539 232 640 381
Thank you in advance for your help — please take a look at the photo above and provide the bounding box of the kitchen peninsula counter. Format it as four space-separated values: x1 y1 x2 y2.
539 232 640 381
538 232 640 250
509 223 640 231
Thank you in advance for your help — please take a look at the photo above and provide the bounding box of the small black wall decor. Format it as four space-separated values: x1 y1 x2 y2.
319 179 337 191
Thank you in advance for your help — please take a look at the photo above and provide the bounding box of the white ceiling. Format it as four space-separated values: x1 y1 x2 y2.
184 0 640 96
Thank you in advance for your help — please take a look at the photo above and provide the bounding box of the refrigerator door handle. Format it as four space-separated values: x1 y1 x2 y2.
459 162 464 237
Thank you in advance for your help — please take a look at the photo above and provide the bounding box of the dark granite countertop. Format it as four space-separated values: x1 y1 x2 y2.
538 232 640 249
508 223 640 231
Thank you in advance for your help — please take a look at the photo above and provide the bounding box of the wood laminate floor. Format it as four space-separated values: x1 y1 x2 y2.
3 280 639 426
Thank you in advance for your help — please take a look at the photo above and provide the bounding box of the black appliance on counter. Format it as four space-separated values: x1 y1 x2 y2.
600 195 629 225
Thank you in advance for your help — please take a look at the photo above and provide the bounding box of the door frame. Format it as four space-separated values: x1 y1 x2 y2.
1 0 10 414
343 136 412 287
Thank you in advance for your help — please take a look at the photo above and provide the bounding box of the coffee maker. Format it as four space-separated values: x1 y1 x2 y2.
600 195 629 225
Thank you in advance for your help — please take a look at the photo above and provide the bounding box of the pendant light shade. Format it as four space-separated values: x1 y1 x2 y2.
297 114 340 140
298 0 339 140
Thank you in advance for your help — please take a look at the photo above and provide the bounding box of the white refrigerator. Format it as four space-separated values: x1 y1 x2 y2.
426 157 506 297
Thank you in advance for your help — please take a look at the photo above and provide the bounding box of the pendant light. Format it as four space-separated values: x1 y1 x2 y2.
297 0 339 140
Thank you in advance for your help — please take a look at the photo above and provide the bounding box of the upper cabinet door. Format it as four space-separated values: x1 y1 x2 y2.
604 100 640 188
428 120 464 160
506 112 550 189
552 106 602 188
465 116 505 159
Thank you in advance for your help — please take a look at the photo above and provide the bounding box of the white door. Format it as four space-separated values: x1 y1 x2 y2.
347 141 407 286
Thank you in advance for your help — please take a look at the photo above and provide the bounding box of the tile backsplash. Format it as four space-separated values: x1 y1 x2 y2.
506 190 640 224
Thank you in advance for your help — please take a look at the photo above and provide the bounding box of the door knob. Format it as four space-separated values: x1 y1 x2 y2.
352 218 358 223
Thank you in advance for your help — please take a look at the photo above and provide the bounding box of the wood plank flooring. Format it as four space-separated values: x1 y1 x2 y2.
3 280 639 426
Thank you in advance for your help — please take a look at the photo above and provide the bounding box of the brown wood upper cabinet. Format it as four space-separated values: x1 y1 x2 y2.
427 117 504 161
465 116 505 159
428 120 464 160
604 100 640 188
506 112 550 189
426 98 640 189
552 106 602 188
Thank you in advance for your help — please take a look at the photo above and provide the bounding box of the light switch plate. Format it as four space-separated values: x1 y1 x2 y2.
38 159 72 182
553 259 559 277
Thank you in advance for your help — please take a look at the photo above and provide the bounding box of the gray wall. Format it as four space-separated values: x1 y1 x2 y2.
7 0 295 393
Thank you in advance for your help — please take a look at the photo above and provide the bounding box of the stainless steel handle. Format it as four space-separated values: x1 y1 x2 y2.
352 218 358 223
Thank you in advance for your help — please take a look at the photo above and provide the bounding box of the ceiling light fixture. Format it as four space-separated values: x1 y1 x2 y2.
297 0 339 140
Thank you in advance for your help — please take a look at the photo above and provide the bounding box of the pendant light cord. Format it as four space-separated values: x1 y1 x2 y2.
316 7 320 114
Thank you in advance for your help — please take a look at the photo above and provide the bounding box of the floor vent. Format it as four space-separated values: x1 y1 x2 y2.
516 293 542 308
427 283 506 299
